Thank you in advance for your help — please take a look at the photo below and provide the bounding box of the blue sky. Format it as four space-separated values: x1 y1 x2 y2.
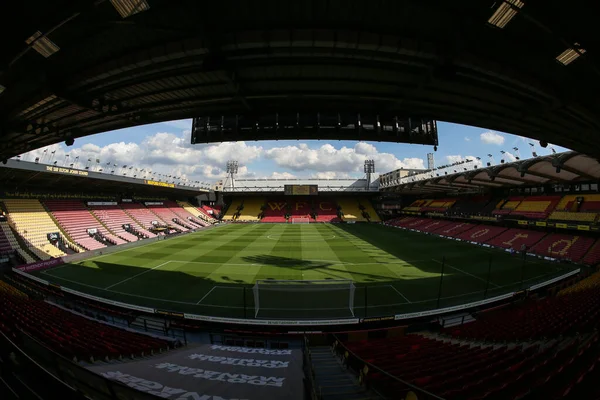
21 119 569 183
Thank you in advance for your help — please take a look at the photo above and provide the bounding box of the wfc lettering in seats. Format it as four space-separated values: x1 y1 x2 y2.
267 202 334 211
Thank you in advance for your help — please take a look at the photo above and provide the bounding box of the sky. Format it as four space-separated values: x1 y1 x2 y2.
18 120 570 185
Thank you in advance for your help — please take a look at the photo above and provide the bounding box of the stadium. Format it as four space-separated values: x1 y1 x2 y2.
1 1 600 399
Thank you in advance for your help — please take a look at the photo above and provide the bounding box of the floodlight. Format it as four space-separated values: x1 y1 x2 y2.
226 160 239 174
488 0 524 29
25 31 60 58
556 45 586 66
110 0 150 18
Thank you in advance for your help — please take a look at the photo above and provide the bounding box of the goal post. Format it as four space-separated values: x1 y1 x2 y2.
291 216 311 224
253 279 356 320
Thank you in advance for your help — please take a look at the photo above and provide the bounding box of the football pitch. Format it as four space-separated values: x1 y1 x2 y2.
35 223 575 320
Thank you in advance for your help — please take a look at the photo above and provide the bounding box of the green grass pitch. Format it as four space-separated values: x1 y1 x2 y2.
35 223 574 320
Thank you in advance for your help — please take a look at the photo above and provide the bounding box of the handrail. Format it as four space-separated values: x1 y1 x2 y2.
0 330 82 396
332 334 446 400
302 335 321 400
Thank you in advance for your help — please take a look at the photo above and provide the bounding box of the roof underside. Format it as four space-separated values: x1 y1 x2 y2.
1 0 600 159
0 162 202 197
382 152 600 195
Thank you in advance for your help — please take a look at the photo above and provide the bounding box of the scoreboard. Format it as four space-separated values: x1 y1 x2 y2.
284 185 318 195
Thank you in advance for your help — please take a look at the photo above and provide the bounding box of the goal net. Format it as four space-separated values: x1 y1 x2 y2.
291 216 310 224
253 279 356 320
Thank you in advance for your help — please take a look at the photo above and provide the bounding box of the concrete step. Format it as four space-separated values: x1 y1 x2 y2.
310 346 376 400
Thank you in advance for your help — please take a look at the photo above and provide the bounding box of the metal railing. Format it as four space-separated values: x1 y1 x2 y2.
302 336 321 400
0 330 158 400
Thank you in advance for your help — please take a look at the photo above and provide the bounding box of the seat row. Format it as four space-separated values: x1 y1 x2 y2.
346 333 600 400
2 199 69 259
0 280 170 362
386 217 597 264
445 281 600 342
410 194 600 222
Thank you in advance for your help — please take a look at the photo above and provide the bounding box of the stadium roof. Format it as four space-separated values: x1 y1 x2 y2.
382 151 600 195
0 159 205 197
1 0 600 159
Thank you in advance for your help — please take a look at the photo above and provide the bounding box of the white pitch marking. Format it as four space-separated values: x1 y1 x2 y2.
432 259 500 288
42 268 567 312
168 260 259 266
166 259 424 267
388 285 412 303
104 260 171 289
41 271 247 309
266 234 336 241
196 286 217 304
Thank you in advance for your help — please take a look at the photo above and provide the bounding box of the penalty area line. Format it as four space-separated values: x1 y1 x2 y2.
40 271 245 309
196 286 217 304
105 260 171 289
388 285 412 303
432 259 500 288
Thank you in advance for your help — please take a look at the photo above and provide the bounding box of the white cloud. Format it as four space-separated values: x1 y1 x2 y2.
445 155 483 169
464 137 471 142
312 171 352 179
20 133 425 183
480 131 505 145
269 172 297 179
81 143 101 153
264 142 425 173
354 142 378 155
20 130 262 183
502 151 517 162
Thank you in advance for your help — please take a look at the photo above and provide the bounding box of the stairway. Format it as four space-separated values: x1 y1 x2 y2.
310 346 375 400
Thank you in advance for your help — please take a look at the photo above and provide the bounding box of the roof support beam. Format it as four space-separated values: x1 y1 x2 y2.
557 164 596 181
469 178 507 187
519 169 571 183
496 173 543 185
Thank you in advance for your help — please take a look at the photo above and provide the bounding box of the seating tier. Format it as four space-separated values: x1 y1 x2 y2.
44 200 109 251
145 204 191 231
344 335 596 400
486 228 547 250
120 203 168 230
315 199 340 222
0 281 170 362
432 221 476 236
455 225 508 243
510 195 562 219
179 201 215 224
529 233 595 262
549 210 597 223
90 204 153 240
2 199 66 259
164 201 205 227
446 288 600 341
235 198 264 222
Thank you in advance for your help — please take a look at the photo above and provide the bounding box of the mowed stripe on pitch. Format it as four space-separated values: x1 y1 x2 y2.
34 223 571 316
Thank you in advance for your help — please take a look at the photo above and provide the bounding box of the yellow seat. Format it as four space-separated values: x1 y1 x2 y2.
2 199 68 259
